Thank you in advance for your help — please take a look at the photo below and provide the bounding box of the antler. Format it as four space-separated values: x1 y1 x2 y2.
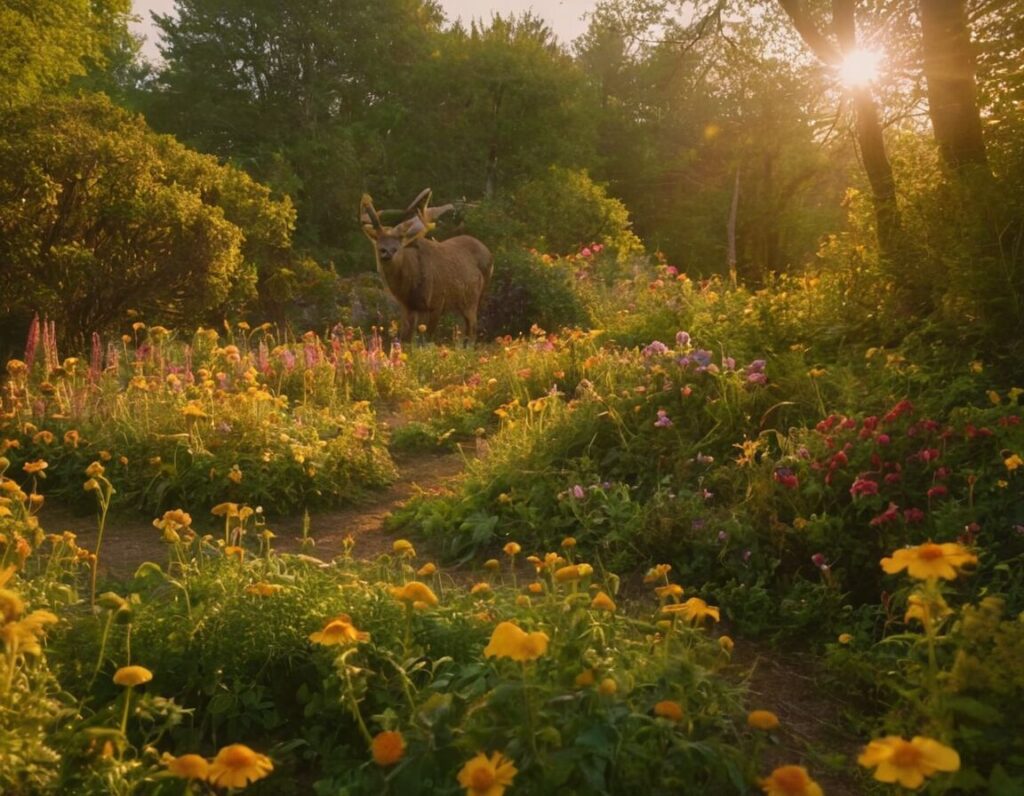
360 194 383 232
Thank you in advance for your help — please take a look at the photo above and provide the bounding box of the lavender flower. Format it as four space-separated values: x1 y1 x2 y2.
675 331 691 348
654 409 673 428
643 340 669 358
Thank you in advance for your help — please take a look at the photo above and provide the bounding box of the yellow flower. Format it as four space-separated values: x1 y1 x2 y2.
0 609 58 656
663 597 720 624
747 710 780 730
246 582 284 597
719 635 735 653
483 559 500 571
163 753 209 780
654 700 684 721
457 751 517 796
561 536 577 549
881 542 977 580
598 677 618 696
1005 453 1023 471
759 765 823 796
502 542 521 556
515 595 531 607
904 592 953 628
224 545 244 559
22 460 48 475
555 564 592 582
211 502 240 517
483 621 549 662
643 563 672 584
207 744 273 789
390 581 439 607
417 562 437 577
527 582 543 594
575 668 595 687
0 587 25 622
858 736 960 789
393 538 416 557
655 584 684 600
309 615 370 646
113 665 153 687
590 591 616 611
838 633 853 645
471 582 492 595
227 465 243 484
371 730 406 767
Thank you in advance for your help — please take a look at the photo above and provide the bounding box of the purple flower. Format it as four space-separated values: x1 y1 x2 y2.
692 349 713 368
643 340 669 357
746 372 768 386
722 356 736 372
675 331 691 348
654 409 673 428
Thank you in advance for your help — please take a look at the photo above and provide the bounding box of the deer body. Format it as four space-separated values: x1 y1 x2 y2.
362 191 492 343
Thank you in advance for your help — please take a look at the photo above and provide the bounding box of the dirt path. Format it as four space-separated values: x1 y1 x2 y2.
43 447 470 578
734 641 867 794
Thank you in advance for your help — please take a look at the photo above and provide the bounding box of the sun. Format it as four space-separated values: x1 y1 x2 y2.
838 48 883 88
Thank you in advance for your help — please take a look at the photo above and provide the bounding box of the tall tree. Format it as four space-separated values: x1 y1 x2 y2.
919 0 990 175
0 0 131 107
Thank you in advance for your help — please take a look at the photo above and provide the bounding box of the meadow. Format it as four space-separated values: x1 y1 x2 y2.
2 244 1021 794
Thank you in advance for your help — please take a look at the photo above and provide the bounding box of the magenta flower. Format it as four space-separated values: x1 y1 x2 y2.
654 410 673 428
850 477 880 498
903 508 925 524
869 502 900 526
773 468 799 489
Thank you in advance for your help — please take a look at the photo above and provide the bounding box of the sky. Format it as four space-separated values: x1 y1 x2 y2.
129 0 598 61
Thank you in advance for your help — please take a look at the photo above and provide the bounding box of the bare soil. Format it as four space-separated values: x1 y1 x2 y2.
42 447 469 578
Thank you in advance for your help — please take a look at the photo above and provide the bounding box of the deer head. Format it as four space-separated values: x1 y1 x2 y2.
360 189 434 262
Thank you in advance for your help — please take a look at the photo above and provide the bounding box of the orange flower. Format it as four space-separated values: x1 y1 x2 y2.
207 744 273 789
662 597 720 624
502 542 521 556
590 591 616 611
747 710 780 730
113 665 153 687
654 700 684 721
371 731 406 766
759 765 823 796
655 584 684 600
483 621 549 662
880 542 977 581
22 460 48 475
309 615 370 646
417 562 437 577
163 753 209 780
643 563 671 584
858 736 960 788
390 581 439 607
575 668 595 687
457 751 517 796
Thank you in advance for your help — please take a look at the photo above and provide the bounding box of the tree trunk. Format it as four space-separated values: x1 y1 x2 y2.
727 168 739 287
832 0 903 261
919 0 990 175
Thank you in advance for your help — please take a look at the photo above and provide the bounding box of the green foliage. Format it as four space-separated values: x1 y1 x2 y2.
0 95 296 342
0 0 131 106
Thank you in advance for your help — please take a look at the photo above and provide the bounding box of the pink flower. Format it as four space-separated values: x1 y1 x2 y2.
903 508 925 524
580 247 593 258
773 468 799 489
869 502 900 526
876 434 891 446
927 485 948 500
850 477 879 498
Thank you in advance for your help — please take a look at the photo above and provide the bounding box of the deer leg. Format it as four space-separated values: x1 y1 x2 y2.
398 307 414 343
425 308 443 342
463 308 478 347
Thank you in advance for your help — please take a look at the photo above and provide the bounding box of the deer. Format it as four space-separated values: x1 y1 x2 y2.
360 189 493 344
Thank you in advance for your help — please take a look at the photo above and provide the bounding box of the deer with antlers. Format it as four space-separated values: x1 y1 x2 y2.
360 189 493 344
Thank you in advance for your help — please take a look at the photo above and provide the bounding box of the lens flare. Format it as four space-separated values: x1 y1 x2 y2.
838 49 883 88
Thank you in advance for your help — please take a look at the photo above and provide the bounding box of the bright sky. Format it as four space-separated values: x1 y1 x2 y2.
130 0 598 61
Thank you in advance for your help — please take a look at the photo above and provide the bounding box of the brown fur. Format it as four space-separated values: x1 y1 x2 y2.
361 193 493 343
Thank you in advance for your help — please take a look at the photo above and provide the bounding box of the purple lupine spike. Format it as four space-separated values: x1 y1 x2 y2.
24 313 40 369
89 332 102 382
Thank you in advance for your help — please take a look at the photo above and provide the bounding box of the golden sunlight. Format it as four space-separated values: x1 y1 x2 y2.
837 48 883 88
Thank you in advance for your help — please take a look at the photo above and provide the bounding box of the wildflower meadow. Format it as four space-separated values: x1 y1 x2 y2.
3 0 1024 793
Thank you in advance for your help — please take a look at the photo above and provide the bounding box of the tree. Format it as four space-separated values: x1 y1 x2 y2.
0 0 131 107
0 95 295 344
147 0 443 267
